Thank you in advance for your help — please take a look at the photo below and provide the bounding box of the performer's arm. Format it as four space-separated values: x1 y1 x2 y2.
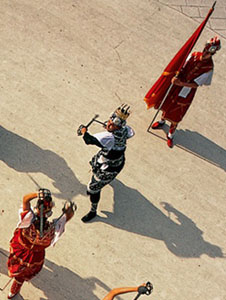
64 205 75 222
22 192 38 211
80 126 103 147
103 286 139 300
62 201 77 222
83 131 103 147
171 76 198 88
81 126 114 151
193 70 213 86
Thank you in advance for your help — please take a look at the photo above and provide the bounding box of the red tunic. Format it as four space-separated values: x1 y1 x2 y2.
8 210 55 281
161 52 213 124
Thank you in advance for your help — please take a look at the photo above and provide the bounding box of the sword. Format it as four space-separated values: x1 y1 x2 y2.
40 202 44 238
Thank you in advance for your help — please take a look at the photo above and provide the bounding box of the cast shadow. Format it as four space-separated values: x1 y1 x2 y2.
96 180 224 258
0 126 86 200
175 129 226 171
31 259 111 300
0 248 8 277
149 126 226 171
0 248 113 300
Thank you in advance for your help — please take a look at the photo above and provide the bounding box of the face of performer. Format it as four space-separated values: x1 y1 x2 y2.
202 50 212 60
106 119 120 132
36 199 54 218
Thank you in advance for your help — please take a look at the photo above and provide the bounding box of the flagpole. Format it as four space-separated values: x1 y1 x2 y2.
147 83 173 132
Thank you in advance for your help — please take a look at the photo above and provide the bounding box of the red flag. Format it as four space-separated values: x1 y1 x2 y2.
144 2 216 109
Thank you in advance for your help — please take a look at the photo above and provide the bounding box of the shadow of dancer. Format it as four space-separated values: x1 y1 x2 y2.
160 202 225 257
0 126 86 200
0 248 113 300
96 180 224 258
32 259 112 300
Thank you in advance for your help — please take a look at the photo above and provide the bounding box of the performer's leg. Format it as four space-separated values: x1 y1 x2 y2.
82 166 121 223
81 191 101 223
151 115 165 130
8 278 24 299
166 123 177 148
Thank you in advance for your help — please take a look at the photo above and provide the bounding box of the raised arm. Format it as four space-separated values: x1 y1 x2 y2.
83 131 103 147
103 286 138 300
102 282 153 300
62 201 77 222
22 192 38 211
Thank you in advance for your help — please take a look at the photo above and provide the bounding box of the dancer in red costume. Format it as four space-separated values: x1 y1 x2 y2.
7 188 76 299
152 36 221 148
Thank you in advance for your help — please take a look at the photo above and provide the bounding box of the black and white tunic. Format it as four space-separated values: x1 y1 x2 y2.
83 125 135 194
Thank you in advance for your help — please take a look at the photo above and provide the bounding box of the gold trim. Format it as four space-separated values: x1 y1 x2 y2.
11 254 44 267
162 71 179 76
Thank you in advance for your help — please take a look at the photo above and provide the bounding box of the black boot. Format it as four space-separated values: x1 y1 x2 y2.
81 210 97 223
81 191 100 223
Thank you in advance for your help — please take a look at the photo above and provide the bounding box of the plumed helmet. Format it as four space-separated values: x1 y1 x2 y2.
37 188 54 211
110 104 131 127
204 36 221 54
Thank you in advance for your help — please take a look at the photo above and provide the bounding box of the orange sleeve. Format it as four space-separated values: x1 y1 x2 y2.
103 287 138 300
23 192 38 211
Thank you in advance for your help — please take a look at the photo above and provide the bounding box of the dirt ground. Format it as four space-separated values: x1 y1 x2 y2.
0 1 225 300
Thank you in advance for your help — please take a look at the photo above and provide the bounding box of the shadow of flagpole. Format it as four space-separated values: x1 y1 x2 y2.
147 129 224 170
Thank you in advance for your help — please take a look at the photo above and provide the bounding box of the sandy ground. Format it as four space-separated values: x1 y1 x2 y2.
0 0 225 299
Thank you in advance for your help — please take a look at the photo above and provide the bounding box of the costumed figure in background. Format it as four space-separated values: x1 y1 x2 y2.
102 282 153 300
151 36 221 148
78 104 135 223
7 189 76 299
